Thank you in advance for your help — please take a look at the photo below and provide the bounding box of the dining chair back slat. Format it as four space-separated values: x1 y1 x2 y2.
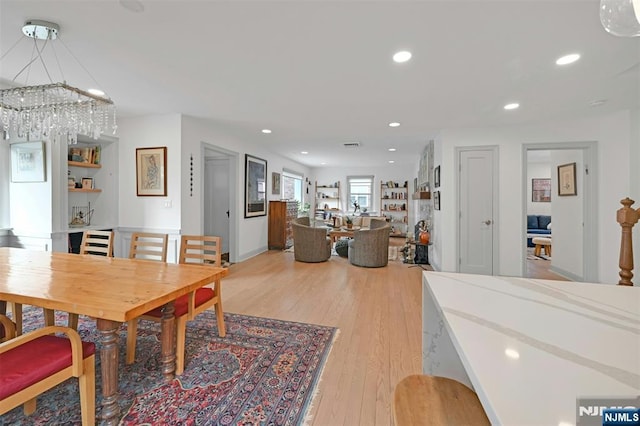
129 232 168 262
179 235 222 266
80 230 114 257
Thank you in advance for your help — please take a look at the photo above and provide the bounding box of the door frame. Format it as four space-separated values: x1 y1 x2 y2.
455 145 500 274
521 141 598 281
201 142 239 263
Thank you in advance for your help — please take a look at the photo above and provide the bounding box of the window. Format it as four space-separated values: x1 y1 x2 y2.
347 175 374 212
282 170 303 209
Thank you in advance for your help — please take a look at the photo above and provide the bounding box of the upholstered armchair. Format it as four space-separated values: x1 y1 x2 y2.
291 217 331 263
348 219 391 267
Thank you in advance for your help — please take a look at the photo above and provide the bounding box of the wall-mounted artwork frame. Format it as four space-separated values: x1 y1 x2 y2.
136 147 167 196
532 178 551 202
434 190 441 210
434 166 441 188
245 154 267 217
557 162 577 196
10 141 46 182
81 177 94 189
272 172 281 195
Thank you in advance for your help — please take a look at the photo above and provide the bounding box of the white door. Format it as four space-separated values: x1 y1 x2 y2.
204 158 230 254
458 148 497 275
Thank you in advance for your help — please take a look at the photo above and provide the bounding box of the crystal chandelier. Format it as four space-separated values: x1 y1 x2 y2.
0 20 117 144
600 0 640 37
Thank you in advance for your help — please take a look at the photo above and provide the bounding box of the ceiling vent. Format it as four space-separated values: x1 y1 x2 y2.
343 142 361 148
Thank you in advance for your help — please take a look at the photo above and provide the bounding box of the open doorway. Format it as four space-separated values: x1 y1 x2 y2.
203 143 238 264
523 142 597 281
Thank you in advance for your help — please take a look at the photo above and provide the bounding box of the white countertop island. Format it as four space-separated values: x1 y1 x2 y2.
422 272 640 426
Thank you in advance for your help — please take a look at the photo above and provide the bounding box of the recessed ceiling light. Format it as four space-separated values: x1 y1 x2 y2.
504 103 520 110
261 129 272 134
389 122 400 127
88 88 105 97
301 151 308 155
393 51 412 63
504 348 520 359
388 148 397 152
556 53 580 66
388 160 395 164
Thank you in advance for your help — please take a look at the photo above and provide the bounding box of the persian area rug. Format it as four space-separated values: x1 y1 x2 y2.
3 307 337 425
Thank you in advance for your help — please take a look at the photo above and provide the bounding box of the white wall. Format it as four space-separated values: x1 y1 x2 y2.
117 114 182 230
182 116 309 261
0 142 9 229
180 115 310 262
435 109 636 283
526 160 551 216
550 149 584 279
9 139 54 239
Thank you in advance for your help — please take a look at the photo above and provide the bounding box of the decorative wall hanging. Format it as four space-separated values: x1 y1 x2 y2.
136 147 167 196
272 172 281 195
190 154 194 197
10 141 46 182
434 165 441 188
532 178 551 202
557 162 577 196
245 154 267 217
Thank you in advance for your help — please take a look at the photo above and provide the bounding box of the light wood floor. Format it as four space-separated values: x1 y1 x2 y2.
525 249 569 281
222 250 425 426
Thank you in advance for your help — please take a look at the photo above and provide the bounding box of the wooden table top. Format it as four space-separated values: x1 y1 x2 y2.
0 247 229 322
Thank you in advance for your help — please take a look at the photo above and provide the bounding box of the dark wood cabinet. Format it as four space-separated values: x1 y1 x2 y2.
268 201 298 249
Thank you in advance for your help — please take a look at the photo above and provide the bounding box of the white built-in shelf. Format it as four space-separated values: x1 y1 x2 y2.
68 161 101 169
69 188 102 193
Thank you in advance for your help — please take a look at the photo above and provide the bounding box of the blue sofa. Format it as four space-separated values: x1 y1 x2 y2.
527 215 551 247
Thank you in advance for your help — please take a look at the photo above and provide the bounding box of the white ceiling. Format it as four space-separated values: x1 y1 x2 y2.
1 0 639 168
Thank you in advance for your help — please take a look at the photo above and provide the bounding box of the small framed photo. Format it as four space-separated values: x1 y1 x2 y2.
434 166 441 188
245 154 267 218
557 162 577 196
272 172 281 195
434 190 441 210
532 178 551 202
81 177 94 189
68 176 76 189
10 141 46 182
136 147 167 196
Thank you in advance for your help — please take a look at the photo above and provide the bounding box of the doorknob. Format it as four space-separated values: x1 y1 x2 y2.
483 219 492 225
226 210 229 218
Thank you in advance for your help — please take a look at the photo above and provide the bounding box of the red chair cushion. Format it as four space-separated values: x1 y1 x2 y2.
0 335 95 400
144 288 215 318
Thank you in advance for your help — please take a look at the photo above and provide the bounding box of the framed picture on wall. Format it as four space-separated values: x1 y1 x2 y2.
10 141 46 182
272 172 281 195
557 162 577 196
434 190 441 210
81 177 94 189
136 147 167 196
245 154 267 217
532 178 551 202
434 166 441 188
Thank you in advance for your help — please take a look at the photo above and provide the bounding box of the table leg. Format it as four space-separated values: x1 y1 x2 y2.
97 319 121 425
160 300 176 381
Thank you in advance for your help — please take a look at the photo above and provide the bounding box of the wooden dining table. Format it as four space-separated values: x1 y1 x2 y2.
0 247 228 425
